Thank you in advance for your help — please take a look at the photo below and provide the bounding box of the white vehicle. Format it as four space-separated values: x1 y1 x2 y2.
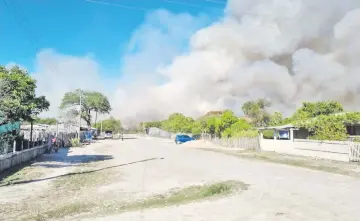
104 131 113 139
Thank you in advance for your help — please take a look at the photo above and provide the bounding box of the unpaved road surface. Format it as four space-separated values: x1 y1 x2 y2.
0 136 359 221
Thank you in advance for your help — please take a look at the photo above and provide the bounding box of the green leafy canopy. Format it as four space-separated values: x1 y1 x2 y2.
0 65 50 123
60 89 111 127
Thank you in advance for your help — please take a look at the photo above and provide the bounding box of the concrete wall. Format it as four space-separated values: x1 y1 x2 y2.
260 138 359 162
0 144 48 173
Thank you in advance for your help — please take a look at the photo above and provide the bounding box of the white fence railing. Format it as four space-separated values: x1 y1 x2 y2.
349 143 360 162
0 144 49 173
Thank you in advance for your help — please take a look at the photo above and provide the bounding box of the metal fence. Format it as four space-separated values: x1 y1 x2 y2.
202 134 260 150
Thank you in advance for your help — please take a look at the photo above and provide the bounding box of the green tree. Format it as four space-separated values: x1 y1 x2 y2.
241 98 271 127
0 65 50 122
296 111 360 141
60 89 111 127
94 117 122 133
221 118 253 138
269 112 284 126
161 113 194 133
204 116 222 136
32 117 57 125
220 110 238 130
292 101 344 120
302 115 348 141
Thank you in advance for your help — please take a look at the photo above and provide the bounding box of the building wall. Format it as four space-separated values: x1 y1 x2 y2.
260 138 354 162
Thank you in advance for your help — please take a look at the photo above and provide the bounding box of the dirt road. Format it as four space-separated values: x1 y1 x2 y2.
0 136 359 221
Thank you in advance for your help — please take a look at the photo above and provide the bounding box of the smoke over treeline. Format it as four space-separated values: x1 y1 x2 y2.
114 0 360 127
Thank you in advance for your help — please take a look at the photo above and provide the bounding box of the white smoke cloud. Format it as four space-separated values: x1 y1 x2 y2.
114 0 360 125
16 1 359 127
31 49 117 120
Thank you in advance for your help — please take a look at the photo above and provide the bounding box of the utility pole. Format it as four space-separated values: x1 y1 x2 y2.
100 120 103 135
79 93 82 134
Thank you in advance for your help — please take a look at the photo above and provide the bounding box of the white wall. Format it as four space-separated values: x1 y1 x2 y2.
260 138 356 162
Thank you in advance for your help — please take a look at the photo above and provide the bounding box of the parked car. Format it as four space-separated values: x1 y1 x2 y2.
104 131 113 139
175 134 195 144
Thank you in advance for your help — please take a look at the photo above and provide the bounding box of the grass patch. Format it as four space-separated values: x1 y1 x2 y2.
0 161 45 186
51 164 118 192
201 148 359 177
27 180 248 220
26 203 96 221
123 180 248 210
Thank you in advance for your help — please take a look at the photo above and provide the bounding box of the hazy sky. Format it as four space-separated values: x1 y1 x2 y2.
1 0 359 125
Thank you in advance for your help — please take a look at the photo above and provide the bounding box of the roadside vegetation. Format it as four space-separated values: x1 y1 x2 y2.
26 180 247 221
0 161 45 186
141 100 360 141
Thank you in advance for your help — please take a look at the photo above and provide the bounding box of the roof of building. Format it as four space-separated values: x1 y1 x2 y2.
257 124 297 130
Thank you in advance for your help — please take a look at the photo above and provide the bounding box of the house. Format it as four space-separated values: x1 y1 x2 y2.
258 124 299 140
258 120 360 141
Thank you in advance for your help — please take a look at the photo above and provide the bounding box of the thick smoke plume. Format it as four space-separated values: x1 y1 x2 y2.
114 0 360 126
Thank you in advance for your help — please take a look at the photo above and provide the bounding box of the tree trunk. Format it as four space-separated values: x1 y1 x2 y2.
85 109 92 127
94 111 98 127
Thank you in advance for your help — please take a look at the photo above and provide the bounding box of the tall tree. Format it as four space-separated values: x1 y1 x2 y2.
94 117 122 133
220 110 238 130
0 65 50 123
269 112 284 126
292 101 344 120
161 113 194 133
241 98 271 127
60 89 111 127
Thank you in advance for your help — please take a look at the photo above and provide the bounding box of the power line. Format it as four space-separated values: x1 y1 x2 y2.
163 0 224 10
85 0 149 11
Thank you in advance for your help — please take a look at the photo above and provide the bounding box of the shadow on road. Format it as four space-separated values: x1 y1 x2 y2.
0 148 114 183
1 157 164 186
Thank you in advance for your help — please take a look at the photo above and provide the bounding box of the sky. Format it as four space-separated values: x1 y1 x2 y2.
1 0 359 126
0 0 224 120
0 0 224 71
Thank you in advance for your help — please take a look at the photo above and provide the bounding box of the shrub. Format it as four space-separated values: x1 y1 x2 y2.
69 138 81 147
262 130 274 139
231 130 259 138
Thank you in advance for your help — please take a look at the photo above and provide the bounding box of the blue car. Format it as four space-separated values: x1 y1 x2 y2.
175 135 195 144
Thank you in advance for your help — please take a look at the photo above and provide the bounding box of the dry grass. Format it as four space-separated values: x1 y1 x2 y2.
0 161 121 221
0 162 45 187
200 148 360 177
26 180 248 221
